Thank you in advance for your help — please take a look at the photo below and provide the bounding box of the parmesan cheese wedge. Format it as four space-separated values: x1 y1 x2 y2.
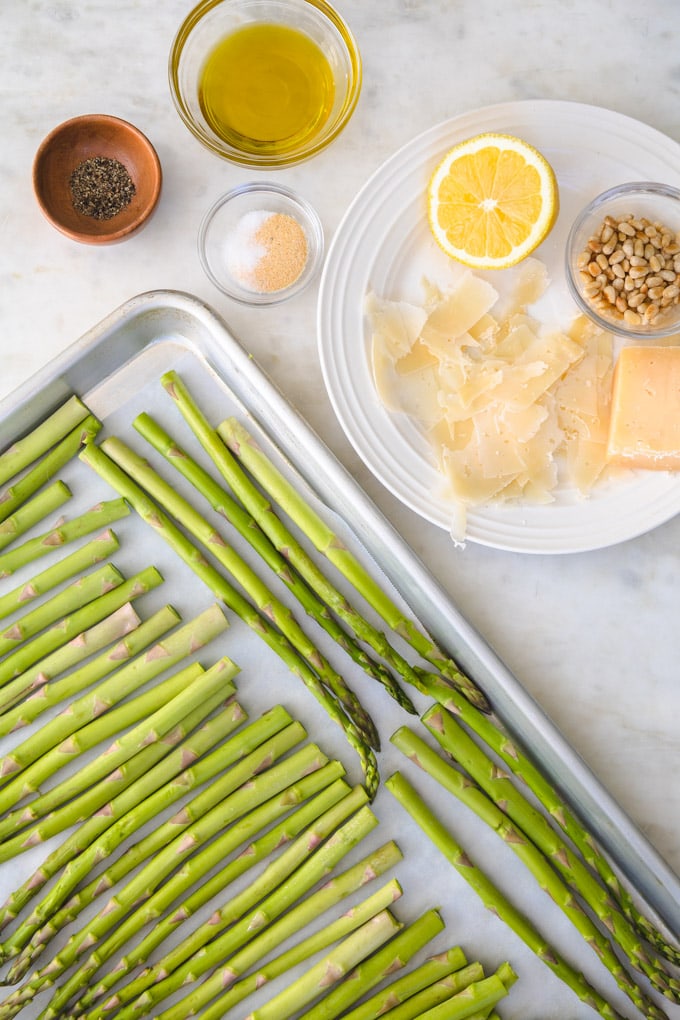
607 346 680 470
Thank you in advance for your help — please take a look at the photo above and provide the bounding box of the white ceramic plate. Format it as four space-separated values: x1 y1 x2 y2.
317 99 680 553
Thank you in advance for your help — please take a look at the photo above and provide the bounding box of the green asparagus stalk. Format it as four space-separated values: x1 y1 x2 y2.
218 412 488 711
160 372 429 707
0 561 123 657
0 414 100 524
386 771 626 1020
0 657 205 813
0 704 290 945
337 951 476 1020
241 910 403 1020
151 843 404 1020
421 705 680 1000
419 670 680 968
2 697 248 974
34 716 308 953
0 481 71 551
179 881 405 1020
0 565 163 690
75 772 351 1016
391 727 667 1020
4 739 327 1011
299 908 446 1020
0 662 230 854
0 529 119 620
0 601 227 786
80 440 379 797
0 396 90 486
134 412 415 714
0 604 178 731
414 964 516 1020
49 787 376 1019
0 500 128 579
103 434 379 751
0 601 140 719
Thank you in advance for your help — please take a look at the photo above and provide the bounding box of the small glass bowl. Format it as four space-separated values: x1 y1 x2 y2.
198 182 324 304
169 0 361 168
565 182 680 340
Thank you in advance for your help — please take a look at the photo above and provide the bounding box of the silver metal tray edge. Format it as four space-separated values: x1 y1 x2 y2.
2 287 678 940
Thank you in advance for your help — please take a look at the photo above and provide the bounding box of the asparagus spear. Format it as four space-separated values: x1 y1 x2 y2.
0 659 205 814
2 698 248 975
421 706 680 1001
151 844 404 1020
0 704 290 947
419 670 680 967
386 771 626 1020
32 718 308 952
0 500 128 578
134 412 415 714
103 434 379 751
74 772 351 1016
0 480 71 551
48 788 377 1019
0 561 123 657
160 372 429 705
218 412 488 711
0 661 230 855
0 396 89 486
414 966 516 1020
0 529 119 620
391 726 667 1020
338 952 477 1020
298 908 446 1020
0 565 163 689
241 911 403 1020
4 740 327 1011
0 601 227 785
177 882 405 1020
0 604 177 731
0 414 100 523
80 441 379 797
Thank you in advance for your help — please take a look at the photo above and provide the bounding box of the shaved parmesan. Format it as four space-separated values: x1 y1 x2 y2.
366 259 619 535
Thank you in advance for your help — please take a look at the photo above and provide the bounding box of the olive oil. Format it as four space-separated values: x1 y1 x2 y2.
198 23 335 156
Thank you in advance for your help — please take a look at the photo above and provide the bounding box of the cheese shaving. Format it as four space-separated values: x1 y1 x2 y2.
367 259 617 538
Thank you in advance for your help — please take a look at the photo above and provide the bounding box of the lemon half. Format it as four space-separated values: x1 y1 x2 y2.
427 132 559 270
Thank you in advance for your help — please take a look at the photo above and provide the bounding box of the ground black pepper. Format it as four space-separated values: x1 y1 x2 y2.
69 156 136 220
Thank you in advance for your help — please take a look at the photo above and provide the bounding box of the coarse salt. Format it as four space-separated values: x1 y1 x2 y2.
225 209 308 294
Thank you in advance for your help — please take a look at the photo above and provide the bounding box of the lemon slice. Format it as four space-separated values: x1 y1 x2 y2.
427 133 559 269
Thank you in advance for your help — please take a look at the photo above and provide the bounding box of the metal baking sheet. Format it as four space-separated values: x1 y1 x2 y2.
1 289 678 1020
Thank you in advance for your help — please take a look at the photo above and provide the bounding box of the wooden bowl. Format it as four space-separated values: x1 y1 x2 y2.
33 114 162 244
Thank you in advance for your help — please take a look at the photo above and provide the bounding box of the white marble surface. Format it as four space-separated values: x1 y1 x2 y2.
1 0 679 1007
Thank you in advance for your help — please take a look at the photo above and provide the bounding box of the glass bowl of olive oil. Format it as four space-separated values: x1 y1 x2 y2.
169 0 362 168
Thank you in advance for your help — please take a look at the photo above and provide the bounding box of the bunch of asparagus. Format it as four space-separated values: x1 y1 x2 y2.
0 394 521 1018
78 371 491 798
0 683 514 1020
388 697 680 1020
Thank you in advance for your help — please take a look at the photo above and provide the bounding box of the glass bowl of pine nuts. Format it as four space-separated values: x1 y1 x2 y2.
566 182 680 340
